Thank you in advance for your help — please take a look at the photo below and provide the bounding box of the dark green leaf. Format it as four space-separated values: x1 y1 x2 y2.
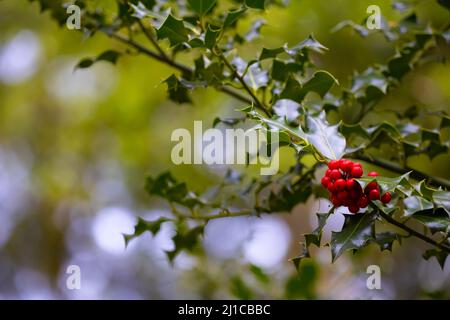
412 208 450 234
423 249 448 269
124 217 170 246
187 0 216 16
166 224 204 262
163 74 192 104
403 196 434 217
245 0 265 10
205 25 220 49
259 47 284 60
157 14 188 46
372 232 401 251
330 211 377 262
224 7 247 28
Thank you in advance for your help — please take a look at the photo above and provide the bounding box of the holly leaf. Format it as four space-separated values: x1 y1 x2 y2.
299 71 338 100
163 74 192 104
330 211 377 262
433 190 450 212
356 172 412 194
124 217 170 247
245 0 265 10
372 231 402 251
423 249 448 269
157 14 188 46
304 211 332 248
286 34 329 55
306 115 346 160
187 0 216 16
75 50 121 70
224 7 247 28
411 208 450 234
403 196 434 217
259 47 284 60
166 224 204 262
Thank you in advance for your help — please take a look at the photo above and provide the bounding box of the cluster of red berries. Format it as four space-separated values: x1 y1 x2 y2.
321 159 392 214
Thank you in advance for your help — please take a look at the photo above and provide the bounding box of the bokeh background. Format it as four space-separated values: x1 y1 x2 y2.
0 0 449 299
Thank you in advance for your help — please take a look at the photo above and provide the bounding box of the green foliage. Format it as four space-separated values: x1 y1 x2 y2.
34 0 450 271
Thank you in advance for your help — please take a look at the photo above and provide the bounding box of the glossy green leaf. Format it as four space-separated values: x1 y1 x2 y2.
372 232 402 252
403 196 434 217
412 208 450 234
306 115 346 160
331 211 377 262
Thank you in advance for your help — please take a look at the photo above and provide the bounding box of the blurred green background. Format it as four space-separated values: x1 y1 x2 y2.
0 0 449 299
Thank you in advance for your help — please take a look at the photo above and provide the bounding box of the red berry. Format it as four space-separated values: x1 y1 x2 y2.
340 160 353 172
321 176 330 188
330 169 342 180
381 192 392 204
348 205 359 214
325 169 332 177
327 182 335 193
350 189 361 199
337 191 349 202
335 179 346 191
369 189 380 200
350 166 363 178
368 171 379 177
346 179 354 189
353 162 362 167
331 196 341 207
328 160 340 170
358 196 369 208
365 181 378 192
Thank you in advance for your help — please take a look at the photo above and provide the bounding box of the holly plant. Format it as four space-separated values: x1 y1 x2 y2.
32 0 450 269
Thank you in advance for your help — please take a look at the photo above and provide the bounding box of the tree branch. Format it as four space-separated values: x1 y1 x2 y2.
372 204 450 254
353 154 450 190
109 32 259 110
216 50 272 117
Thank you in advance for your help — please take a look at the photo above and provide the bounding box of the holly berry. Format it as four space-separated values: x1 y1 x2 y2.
381 192 392 204
328 160 340 170
358 196 369 208
327 182 335 193
369 189 380 201
348 205 359 214
330 169 342 180
321 176 331 188
321 159 393 213
335 179 346 191
346 178 357 190
350 166 363 178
